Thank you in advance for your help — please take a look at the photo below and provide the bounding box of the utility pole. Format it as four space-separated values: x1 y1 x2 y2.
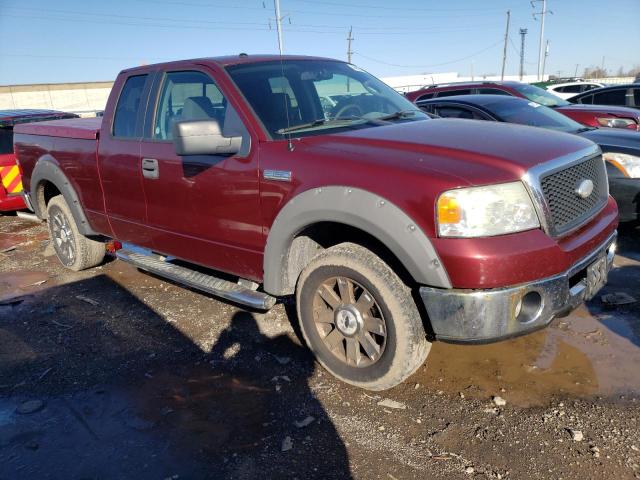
471 60 474 81
347 26 354 91
347 26 354 63
574 63 579 78
541 40 549 80
274 0 284 55
600 55 606 78
519 28 528 81
532 0 551 81
501 10 511 81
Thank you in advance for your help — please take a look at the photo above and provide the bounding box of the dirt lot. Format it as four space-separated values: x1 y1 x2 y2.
1 214 639 480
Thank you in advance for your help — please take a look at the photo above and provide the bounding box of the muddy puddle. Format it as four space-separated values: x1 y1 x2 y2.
0 271 50 302
417 305 640 406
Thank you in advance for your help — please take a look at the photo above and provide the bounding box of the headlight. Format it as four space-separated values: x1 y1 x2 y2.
437 182 540 237
596 117 639 130
603 152 640 178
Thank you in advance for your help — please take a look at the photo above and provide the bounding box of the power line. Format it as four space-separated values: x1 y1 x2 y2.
354 40 503 69
290 0 510 13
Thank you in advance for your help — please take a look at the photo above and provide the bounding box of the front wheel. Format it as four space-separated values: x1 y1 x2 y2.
47 195 105 271
296 243 431 391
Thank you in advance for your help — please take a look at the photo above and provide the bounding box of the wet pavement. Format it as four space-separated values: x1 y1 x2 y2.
1 214 640 479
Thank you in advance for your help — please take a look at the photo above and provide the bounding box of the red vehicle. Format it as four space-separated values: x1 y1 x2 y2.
0 109 78 212
405 81 640 131
14 56 618 390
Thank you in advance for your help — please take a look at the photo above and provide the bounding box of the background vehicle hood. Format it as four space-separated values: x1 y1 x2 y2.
300 119 596 187
558 104 640 118
579 127 640 154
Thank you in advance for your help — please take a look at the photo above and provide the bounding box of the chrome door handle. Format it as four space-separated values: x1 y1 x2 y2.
142 158 159 179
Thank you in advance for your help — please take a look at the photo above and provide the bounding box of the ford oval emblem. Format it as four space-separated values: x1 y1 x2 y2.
575 179 594 199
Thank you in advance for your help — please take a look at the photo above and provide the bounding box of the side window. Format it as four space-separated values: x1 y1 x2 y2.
634 88 640 107
562 85 582 93
434 106 481 120
113 74 147 138
436 89 473 98
154 71 228 140
478 88 511 96
577 94 593 104
592 89 626 105
0 128 13 154
582 84 599 92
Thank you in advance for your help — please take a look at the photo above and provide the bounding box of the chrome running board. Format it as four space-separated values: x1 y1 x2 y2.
116 245 276 311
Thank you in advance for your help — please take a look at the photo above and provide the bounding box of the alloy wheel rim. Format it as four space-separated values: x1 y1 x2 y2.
312 276 387 367
51 210 75 266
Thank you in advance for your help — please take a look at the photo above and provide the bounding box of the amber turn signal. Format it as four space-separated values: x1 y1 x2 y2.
437 194 461 224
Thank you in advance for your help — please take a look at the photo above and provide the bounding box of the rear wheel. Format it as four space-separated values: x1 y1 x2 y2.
296 242 430 390
47 195 104 271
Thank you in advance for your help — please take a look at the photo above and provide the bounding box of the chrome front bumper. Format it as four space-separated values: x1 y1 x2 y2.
420 232 617 343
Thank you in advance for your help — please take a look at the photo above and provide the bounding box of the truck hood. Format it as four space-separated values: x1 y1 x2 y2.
300 119 596 187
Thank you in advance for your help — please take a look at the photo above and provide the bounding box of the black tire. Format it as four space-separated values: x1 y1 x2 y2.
296 242 430 391
47 195 104 271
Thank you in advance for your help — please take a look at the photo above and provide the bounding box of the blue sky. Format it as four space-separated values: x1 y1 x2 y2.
0 0 638 85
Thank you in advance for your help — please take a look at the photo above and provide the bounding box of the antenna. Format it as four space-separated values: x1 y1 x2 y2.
272 0 294 151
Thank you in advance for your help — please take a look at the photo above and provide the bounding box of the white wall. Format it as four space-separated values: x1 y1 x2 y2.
0 81 114 117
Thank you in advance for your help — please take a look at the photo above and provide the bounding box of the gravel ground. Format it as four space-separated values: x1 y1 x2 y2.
1 214 639 479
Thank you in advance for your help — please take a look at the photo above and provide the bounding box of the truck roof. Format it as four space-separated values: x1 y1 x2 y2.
120 54 340 74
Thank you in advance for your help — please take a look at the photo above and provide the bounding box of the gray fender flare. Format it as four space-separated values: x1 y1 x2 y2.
30 155 99 237
263 186 451 295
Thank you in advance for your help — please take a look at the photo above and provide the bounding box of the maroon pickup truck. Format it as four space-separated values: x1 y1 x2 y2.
14 55 618 390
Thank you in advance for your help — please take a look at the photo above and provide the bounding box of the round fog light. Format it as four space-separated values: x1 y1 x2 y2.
516 291 543 324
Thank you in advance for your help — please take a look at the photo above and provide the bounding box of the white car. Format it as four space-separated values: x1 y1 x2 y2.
546 81 605 100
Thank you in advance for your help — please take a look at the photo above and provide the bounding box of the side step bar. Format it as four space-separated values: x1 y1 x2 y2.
116 246 276 311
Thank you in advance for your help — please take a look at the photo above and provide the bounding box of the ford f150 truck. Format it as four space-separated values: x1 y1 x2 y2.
14 55 618 390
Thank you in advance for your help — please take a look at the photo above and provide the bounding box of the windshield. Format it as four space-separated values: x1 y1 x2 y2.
226 60 427 138
512 83 570 108
486 98 584 133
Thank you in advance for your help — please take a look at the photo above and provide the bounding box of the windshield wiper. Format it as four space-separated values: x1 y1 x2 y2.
277 119 327 134
375 110 419 121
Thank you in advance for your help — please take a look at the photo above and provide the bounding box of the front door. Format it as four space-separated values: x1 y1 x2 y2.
139 69 263 280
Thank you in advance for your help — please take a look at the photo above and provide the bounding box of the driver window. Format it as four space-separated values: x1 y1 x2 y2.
154 71 227 140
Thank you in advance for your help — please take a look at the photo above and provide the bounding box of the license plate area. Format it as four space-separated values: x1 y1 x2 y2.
584 255 608 300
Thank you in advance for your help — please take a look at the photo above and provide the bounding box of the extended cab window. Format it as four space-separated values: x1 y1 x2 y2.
154 71 228 140
113 74 148 138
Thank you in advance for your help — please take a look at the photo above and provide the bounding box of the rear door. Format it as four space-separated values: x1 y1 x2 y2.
138 67 264 280
98 73 155 246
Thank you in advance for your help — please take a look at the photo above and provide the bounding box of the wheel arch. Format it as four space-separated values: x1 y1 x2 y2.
263 186 451 296
30 155 98 236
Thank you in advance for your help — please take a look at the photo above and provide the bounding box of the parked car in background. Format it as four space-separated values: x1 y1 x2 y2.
546 81 605 100
13 55 617 390
0 109 78 212
569 84 640 110
416 94 640 222
406 81 640 131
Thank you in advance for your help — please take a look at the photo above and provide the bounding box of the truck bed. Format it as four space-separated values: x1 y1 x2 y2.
14 117 101 140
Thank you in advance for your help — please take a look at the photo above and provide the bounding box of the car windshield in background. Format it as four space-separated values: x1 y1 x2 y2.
226 60 427 138
512 83 571 108
486 98 585 133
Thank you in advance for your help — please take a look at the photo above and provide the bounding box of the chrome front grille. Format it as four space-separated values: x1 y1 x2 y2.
523 145 608 237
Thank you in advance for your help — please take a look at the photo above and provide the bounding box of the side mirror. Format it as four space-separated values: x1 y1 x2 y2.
172 119 241 156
